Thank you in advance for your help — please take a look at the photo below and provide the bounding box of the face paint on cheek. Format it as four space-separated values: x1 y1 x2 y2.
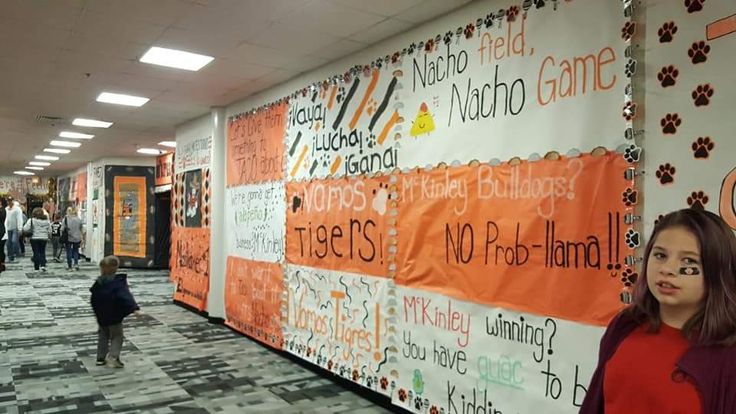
679 266 700 276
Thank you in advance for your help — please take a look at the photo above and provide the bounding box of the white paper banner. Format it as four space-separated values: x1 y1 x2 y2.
398 0 626 169
285 68 403 180
392 286 603 414
176 135 212 174
283 265 399 395
225 182 285 263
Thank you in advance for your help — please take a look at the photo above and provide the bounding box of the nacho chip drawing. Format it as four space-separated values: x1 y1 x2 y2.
410 102 436 137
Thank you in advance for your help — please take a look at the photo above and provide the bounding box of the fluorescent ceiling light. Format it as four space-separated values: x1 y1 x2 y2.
158 141 177 148
60 131 94 139
137 148 162 155
44 148 71 154
97 92 150 107
29 161 50 166
140 46 214 71
35 155 59 161
50 140 82 148
26 166 44 171
73 118 113 128
14 171 34 176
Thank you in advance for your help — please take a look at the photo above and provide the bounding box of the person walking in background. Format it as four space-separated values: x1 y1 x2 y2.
62 207 84 271
90 255 141 368
5 200 22 262
18 204 27 257
0 198 6 272
23 207 51 272
50 213 63 263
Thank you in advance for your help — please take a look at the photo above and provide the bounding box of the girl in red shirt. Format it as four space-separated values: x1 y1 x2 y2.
581 208 736 414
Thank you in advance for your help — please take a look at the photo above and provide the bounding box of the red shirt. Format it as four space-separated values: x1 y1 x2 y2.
604 323 702 414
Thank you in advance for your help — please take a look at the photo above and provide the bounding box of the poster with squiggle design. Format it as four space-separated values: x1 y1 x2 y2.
283 265 399 396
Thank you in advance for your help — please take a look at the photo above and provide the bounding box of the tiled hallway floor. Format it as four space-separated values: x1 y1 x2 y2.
0 254 391 413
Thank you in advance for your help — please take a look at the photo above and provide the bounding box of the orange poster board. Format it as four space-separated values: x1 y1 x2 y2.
286 175 393 277
227 102 287 186
171 226 210 311
113 176 147 258
77 172 87 202
225 256 284 349
396 153 629 326
156 152 174 187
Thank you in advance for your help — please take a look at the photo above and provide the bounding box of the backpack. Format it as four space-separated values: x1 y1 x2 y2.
60 217 69 244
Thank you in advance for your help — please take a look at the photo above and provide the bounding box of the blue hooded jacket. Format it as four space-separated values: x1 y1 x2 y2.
90 273 139 326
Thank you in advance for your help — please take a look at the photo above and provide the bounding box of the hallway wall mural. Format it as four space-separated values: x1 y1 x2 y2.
220 0 641 412
171 130 213 311
103 165 155 268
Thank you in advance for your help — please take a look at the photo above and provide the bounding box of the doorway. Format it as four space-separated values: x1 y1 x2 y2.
154 191 171 268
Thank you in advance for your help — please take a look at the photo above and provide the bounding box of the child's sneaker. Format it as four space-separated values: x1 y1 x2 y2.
74 265 80 271
106 358 124 368
95 359 106 366
40 266 47 272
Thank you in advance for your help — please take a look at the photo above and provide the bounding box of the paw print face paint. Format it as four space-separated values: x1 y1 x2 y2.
691 137 714 159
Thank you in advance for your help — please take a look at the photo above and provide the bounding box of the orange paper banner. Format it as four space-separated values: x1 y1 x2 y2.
156 152 174 187
113 176 147 258
396 153 629 326
171 227 210 311
225 256 284 349
286 175 393 277
77 172 87 202
227 102 287 186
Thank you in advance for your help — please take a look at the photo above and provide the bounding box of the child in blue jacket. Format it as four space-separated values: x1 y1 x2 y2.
90 255 141 368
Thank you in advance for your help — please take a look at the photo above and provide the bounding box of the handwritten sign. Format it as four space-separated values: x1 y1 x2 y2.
397 0 625 169
396 153 628 325
228 102 287 185
171 227 210 311
225 257 284 348
286 69 403 180
283 265 398 395
392 286 603 414
225 182 285 263
176 135 212 174
156 152 174 187
286 175 394 277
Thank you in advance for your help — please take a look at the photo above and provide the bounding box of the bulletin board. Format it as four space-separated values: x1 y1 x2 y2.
220 0 643 412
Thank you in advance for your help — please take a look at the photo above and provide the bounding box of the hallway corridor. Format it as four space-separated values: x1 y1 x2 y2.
0 257 390 413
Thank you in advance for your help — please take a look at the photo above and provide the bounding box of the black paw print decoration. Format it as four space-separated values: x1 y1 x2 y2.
623 144 642 164
625 229 641 249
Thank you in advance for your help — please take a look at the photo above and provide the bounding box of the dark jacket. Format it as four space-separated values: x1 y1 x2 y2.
580 311 736 414
90 273 139 327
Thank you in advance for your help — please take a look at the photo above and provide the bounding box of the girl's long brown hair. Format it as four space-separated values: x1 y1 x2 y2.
627 208 736 346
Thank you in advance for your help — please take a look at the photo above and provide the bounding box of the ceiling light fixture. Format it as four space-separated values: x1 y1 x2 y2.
44 148 71 154
26 166 44 171
72 118 113 128
137 148 162 155
60 131 94 139
35 155 59 161
158 141 177 148
14 171 34 176
50 140 82 148
97 92 150 107
139 46 214 71
29 161 50 166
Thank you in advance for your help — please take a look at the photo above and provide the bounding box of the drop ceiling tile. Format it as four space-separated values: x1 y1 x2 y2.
312 39 368 61
249 22 343 56
325 0 422 17
393 0 472 23
348 18 415 45
274 0 385 38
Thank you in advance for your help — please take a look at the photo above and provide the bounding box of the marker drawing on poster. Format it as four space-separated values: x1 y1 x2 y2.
283 265 398 396
226 182 285 263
